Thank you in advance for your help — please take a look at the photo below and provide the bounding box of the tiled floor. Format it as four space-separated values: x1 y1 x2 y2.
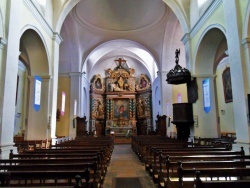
103 144 156 188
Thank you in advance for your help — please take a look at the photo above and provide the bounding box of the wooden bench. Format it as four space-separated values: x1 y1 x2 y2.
0 156 99 187
194 170 250 188
14 139 52 152
162 161 250 188
145 146 232 174
144 147 244 185
0 170 93 187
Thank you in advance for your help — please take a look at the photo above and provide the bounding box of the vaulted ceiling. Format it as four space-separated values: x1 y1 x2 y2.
59 0 186 81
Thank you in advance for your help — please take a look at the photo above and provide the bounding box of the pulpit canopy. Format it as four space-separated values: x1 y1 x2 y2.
166 49 191 85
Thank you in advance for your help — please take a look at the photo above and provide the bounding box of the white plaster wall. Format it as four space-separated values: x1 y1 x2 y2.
26 77 50 140
14 61 28 136
215 58 235 133
56 76 70 137
152 77 161 130
193 77 219 137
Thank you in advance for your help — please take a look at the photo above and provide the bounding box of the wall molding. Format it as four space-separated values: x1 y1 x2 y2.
242 37 250 49
189 0 222 39
0 37 7 49
23 0 62 44
193 74 217 78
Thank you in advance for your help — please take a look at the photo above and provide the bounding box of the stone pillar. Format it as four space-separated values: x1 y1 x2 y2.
223 0 250 143
158 70 173 136
49 33 62 144
68 72 82 138
0 0 22 158
0 38 7 134
242 38 250 93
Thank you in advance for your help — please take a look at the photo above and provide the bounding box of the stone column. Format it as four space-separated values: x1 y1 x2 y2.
49 33 62 144
0 38 7 133
0 0 22 158
158 70 173 136
242 38 250 94
223 0 250 143
68 72 82 138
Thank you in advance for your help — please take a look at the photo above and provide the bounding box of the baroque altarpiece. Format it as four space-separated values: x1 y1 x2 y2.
89 58 152 136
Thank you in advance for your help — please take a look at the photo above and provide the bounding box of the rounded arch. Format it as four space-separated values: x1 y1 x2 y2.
82 39 159 82
55 0 80 32
161 7 185 71
162 0 189 33
243 0 250 38
194 24 227 75
20 26 50 76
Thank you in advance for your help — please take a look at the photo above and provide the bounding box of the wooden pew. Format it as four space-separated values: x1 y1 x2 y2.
0 170 93 187
162 161 250 188
7 136 114 187
0 158 98 187
194 170 250 188
145 146 229 175
9 150 107 182
148 148 244 180
14 139 52 152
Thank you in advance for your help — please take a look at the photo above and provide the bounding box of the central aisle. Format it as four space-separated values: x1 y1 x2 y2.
103 144 155 188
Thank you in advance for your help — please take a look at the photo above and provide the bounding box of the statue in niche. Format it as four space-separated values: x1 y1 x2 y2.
96 99 104 118
140 77 147 88
129 68 135 77
137 99 145 116
106 68 113 77
95 78 102 89
117 76 124 89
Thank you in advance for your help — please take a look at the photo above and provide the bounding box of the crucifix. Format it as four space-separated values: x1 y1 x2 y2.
115 58 126 68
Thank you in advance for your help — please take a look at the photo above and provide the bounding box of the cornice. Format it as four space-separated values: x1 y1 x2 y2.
193 74 217 78
58 72 83 78
181 33 190 45
28 75 52 80
23 0 62 44
69 72 83 77
59 73 70 78
53 32 63 44
190 0 222 39
0 37 7 49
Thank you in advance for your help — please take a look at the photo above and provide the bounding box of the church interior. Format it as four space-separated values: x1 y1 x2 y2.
1 0 250 187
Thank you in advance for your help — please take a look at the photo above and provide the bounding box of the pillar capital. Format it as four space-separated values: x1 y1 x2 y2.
181 33 190 45
242 37 250 49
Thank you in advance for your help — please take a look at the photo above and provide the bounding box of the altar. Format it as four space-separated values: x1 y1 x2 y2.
89 57 152 141
106 126 134 144
106 126 132 137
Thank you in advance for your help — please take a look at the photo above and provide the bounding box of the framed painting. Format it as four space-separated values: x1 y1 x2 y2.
113 99 129 119
222 67 233 103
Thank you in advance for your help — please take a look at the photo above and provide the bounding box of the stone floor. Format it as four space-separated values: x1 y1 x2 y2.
102 144 156 188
